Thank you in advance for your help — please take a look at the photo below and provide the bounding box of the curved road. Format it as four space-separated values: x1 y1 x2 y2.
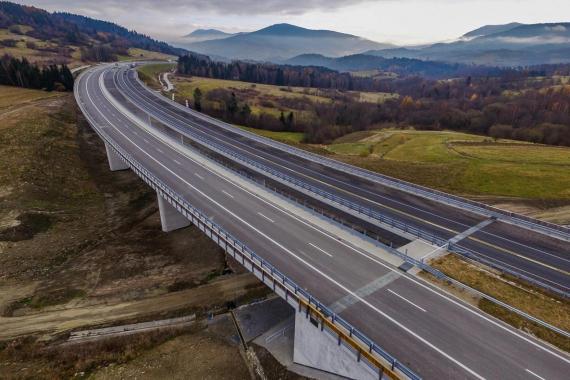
75 63 570 380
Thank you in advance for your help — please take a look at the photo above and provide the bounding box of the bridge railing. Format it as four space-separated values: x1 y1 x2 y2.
134 72 570 241
75 77 421 380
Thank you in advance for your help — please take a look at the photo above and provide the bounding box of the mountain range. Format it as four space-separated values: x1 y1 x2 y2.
182 28 238 43
283 53 481 78
179 23 395 61
367 22 570 66
179 22 570 67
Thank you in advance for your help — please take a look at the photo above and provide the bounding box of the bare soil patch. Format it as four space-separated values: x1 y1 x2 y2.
0 93 231 318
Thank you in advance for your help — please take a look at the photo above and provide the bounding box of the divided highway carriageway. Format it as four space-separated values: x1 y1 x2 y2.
117 64 570 296
75 62 570 379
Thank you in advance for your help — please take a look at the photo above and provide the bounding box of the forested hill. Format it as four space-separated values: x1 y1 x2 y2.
54 12 185 56
0 1 186 57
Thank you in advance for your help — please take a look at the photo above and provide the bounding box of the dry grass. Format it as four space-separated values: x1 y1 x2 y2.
235 125 304 144
137 63 176 89
170 74 396 119
90 323 250 380
118 48 176 62
0 87 231 322
0 86 268 379
0 85 61 110
428 254 570 351
0 27 175 68
0 325 202 379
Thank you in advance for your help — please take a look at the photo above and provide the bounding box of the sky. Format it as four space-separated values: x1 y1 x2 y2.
12 0 570 45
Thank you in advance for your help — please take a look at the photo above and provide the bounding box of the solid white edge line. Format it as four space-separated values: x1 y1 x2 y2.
387 289 426 312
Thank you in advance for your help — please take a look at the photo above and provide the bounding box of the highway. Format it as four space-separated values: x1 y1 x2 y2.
76 63 570 380
110 65 570 295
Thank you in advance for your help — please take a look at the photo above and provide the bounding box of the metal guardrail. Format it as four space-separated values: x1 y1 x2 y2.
132 72 570 242
74 72 421 380
117 76 570 300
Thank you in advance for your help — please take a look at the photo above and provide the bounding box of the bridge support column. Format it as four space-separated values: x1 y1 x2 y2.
157 194 191 232
105 143 129 171
293 308 379 380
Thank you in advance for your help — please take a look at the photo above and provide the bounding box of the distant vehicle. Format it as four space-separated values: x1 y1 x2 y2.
130 63 137 68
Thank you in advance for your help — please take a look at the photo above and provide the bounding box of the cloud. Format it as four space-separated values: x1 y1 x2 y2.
545 25 567 32
16 0 372 16
495 36 570 44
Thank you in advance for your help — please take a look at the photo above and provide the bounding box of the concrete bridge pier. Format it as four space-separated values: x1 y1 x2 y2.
105 143 129 171
157 194 191 232
293 308 380 380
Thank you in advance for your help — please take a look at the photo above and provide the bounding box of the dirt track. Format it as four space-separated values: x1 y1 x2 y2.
0 274 260 340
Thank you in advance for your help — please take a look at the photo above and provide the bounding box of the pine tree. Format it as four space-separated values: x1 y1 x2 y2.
193 87 202 111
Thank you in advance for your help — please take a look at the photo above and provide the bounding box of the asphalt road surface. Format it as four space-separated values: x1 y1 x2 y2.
75 63 570 380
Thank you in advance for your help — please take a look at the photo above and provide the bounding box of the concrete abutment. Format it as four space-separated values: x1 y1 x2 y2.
293 308 381 380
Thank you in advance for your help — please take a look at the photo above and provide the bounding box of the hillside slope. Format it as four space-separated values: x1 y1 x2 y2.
0 1 184 66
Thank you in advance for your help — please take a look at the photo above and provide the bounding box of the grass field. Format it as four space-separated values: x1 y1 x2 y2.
118 48 176 63
322 129 570 201
137 62 176 89
232 127 570 205
235 125 304 144
0 85 60 110
172 76 332 118
170 75 397 119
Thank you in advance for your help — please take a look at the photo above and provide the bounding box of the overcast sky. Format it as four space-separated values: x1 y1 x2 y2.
13 0 570 45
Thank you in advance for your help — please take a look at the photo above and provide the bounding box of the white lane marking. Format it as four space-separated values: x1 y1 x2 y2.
308 243 333 258
90 84 485 380
194 173 204 180
257 212 275 223
156 148 164 153
133 130 138 135
387 289 426 312
173 159 182 165
94 68 569 374
143 138 149 143
525 369 546 380
222 190 234 199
